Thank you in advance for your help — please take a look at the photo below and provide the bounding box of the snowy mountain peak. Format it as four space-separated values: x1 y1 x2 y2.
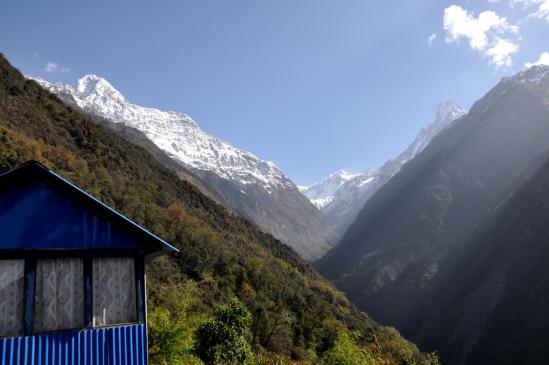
75 74 124 100
436 100 465 122
409 100 466 157
318 170 360 184
32 75 294 191
304 101 466 236
303 100 466 205
301 170 360 209
333 170 360 180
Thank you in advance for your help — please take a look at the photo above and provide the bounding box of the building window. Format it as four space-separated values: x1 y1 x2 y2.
0 260 25 338
0 256 140 337
34 258 85 333
92 257 137 327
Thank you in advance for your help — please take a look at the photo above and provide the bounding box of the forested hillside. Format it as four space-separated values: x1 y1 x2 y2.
0 54 433 364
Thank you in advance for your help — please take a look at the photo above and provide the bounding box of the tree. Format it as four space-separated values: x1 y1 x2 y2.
148 281 205 365
194 298 253 365
322 331 378 365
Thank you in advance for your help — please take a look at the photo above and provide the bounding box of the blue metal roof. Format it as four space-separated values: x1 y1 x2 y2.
0 161 178 256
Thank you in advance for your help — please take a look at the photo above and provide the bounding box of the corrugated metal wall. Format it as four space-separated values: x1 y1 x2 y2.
0 325 147 365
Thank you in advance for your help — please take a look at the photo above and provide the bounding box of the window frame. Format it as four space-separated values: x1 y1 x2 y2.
92 256 139 328
0 249 146 338
33 257 85 334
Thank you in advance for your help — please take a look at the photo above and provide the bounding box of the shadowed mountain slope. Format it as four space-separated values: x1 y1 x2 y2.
317 65 549 364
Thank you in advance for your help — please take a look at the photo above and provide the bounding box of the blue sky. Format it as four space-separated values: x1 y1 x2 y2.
1 0 548 185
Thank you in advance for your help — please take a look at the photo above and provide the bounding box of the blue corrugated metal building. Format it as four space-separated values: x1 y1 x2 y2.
0 161 178 365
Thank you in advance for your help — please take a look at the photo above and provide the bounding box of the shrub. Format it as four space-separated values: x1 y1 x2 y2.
148 281 205 365
322 331 378 365
194 298 253 365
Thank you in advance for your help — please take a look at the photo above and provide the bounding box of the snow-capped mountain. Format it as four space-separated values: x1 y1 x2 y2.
301 170 361 209
305 101 466 237
33 75 335 260
405 100 466 160
32 75 292 191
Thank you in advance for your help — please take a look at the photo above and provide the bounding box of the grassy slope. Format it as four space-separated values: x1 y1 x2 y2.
0 54 430 364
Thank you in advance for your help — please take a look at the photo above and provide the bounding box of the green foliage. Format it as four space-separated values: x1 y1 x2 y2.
395 348 439 365
194 299 253 365
322 331 378 365
148 281 205 365
427 352 441 365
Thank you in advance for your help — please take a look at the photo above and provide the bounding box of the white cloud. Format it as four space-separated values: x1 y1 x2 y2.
443 5 520 67
485 38 519 66
525 51 549 67
511 0 549 22
44 62 70 73
427 33 437 46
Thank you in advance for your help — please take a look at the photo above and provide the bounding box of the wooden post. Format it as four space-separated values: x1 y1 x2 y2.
135 254 146 325
84 257 93 328
23 258 36 336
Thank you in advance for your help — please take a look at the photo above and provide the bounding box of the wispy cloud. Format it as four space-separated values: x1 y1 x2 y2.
427 33 437 47
525 51 549 67
443 5 520 67
511 0 549 22
44 61 70 73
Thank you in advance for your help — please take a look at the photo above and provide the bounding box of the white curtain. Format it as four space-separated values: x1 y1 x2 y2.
0 260 24 338
93 257 137 327
34 258 84 333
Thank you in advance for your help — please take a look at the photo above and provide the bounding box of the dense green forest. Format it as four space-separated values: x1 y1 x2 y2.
0 53 436 364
